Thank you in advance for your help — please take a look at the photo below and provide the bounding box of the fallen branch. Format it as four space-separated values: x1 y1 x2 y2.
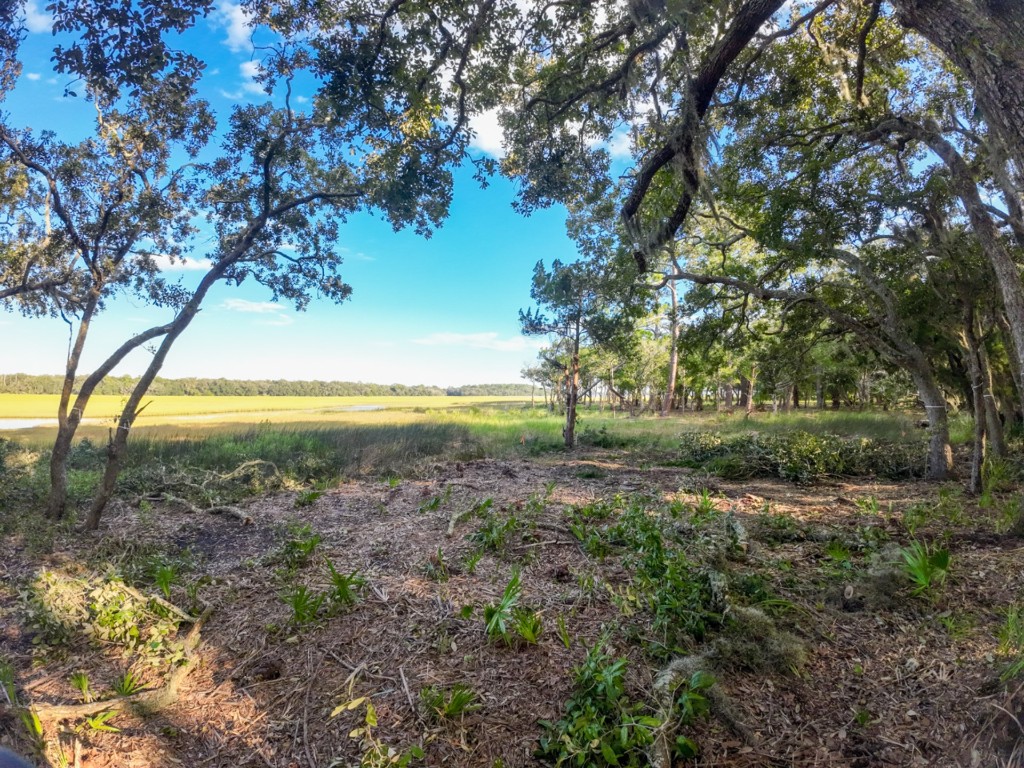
446 507 477 537
151 493 252 524
25 607 213 724
204 459 281 487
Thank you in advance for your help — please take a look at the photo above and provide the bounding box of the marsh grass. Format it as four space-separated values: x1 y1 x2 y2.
100 422 481 497
2 406 941 513
0 393 531 421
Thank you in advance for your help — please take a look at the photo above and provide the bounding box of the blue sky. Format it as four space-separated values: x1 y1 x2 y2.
0 2 593 386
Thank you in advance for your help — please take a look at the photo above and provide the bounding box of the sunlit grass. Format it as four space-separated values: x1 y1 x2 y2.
3 403 939 454
1 403 952 516
0 393 531 421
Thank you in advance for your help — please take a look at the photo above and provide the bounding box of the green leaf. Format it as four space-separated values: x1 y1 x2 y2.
675 735 700 758
600 741 620 765
86 710 120 732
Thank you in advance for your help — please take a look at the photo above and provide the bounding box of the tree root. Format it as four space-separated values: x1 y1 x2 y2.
26 607 213 724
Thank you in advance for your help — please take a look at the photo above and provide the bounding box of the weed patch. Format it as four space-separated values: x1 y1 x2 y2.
537 644 660 767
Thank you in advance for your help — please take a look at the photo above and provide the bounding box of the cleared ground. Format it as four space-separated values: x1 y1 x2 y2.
0 409 1020 767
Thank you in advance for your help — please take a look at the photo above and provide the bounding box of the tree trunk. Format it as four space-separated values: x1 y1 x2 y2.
85 253 236 529
662 279 680 417
881 118 1024 394
563 326 581 449
977 325 1007 458
962 318 987 494
858 373 871 410
47 293 99 519
996 311 1024 423
908 361 953 481
47 301 173 519
745 365 757 419
892 0 1024 178
815 367 824 410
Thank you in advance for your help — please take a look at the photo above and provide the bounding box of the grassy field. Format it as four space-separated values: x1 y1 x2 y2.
0 393 533 421
0 394 938 452
0 402 945 512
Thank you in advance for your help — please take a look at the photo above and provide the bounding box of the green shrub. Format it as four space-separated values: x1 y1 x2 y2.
325 563 366 609
283 585 325 626
578 426 635 449
677 432 727 463
419 683 480 722
277 523 322 570
537 644 661 767
899 540 950 598
679 431 925 482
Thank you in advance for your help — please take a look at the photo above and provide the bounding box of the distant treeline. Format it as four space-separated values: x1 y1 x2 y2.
0 373 533 398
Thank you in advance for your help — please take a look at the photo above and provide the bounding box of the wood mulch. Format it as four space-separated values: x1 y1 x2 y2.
1 454 1022 767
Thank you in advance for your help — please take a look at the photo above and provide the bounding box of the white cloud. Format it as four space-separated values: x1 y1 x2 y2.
222 298 284 314
468 108 506 158
239 60 266 94
25 72 41 81
606 130 632 160
151 254 214 271
212 1 253 52
295 95 309 104
221 298 293 327
413 332 543 352
22 1 52 33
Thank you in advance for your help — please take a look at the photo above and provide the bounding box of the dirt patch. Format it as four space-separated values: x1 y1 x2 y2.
1 454 1022 767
